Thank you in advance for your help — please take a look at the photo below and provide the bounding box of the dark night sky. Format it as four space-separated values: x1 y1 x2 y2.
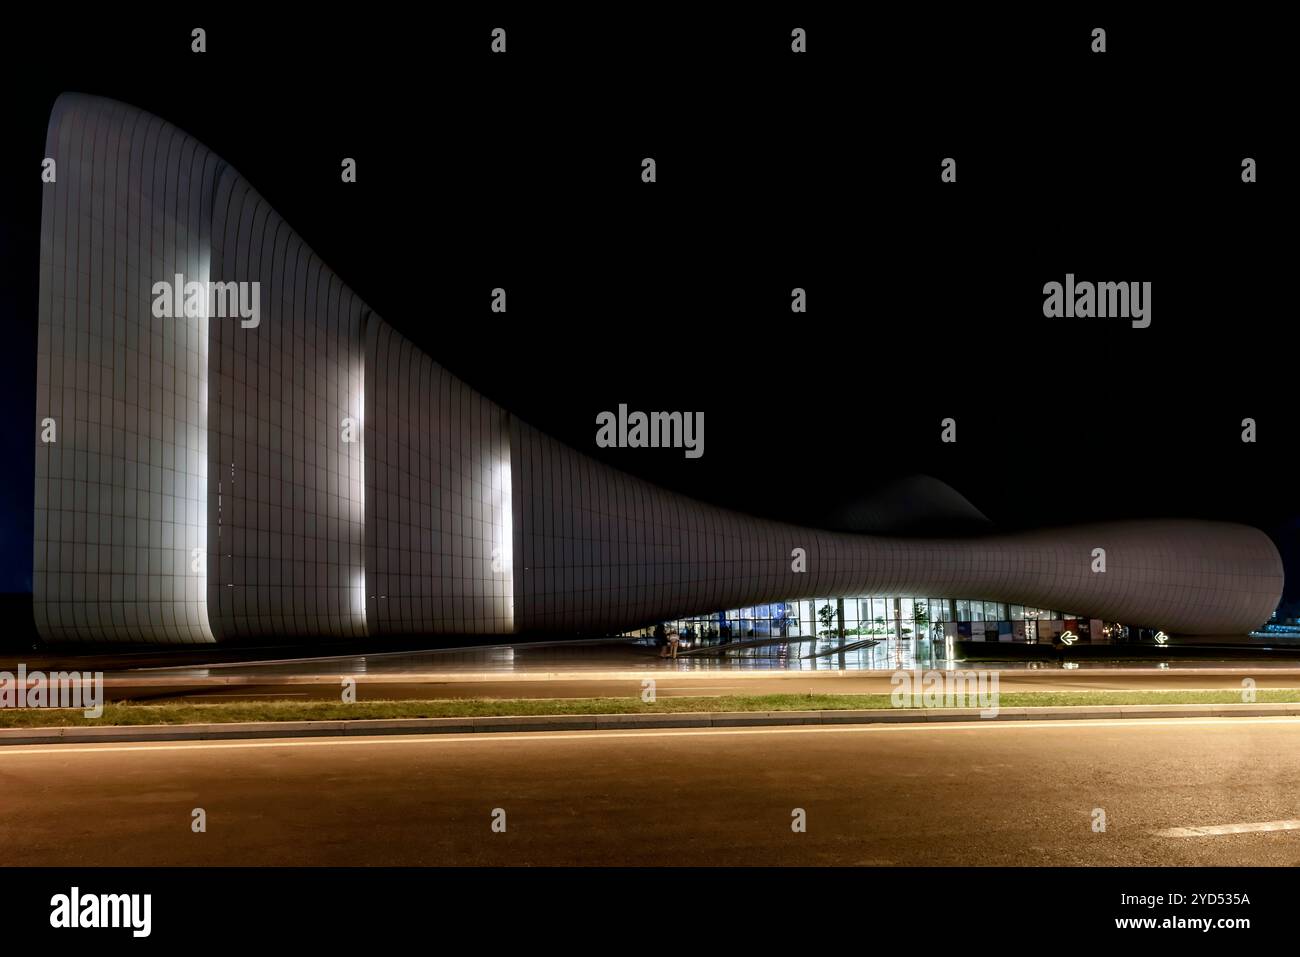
2 11 1296 605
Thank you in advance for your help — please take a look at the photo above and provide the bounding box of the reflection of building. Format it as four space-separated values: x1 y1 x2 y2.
33 94 1286 645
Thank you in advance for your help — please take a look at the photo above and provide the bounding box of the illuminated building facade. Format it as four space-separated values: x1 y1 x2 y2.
33 94 1285 645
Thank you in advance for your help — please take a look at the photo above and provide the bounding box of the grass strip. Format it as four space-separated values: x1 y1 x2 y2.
2 688 1300 728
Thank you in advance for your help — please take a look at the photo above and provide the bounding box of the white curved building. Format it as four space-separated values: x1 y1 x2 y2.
32 94 1285 644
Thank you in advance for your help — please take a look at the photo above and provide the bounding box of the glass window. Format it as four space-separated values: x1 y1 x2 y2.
799 600 816 636
842 599 858 633
870 597 888 625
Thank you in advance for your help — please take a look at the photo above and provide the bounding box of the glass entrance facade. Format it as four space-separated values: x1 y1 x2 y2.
625 595 1104 670
628 596 1076 643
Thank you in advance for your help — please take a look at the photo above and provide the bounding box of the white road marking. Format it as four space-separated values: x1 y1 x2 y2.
1155 820 1300 838
2 715 1300 757
185 692 309 697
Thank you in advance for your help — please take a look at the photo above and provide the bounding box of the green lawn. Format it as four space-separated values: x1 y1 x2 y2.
1 688 1299 728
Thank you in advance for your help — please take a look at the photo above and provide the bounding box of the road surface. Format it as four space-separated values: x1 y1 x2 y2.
2 716 1299 866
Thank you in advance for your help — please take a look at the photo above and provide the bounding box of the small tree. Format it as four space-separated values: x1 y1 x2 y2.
914 602 930 639
818 603 837 639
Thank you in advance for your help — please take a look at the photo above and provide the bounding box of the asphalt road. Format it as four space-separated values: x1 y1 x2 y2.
2 716 1298 866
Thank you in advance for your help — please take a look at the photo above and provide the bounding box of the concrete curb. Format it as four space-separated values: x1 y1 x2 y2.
3 702 1300 746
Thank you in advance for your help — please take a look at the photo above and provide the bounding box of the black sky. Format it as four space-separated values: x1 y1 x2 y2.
2 10 1295 604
